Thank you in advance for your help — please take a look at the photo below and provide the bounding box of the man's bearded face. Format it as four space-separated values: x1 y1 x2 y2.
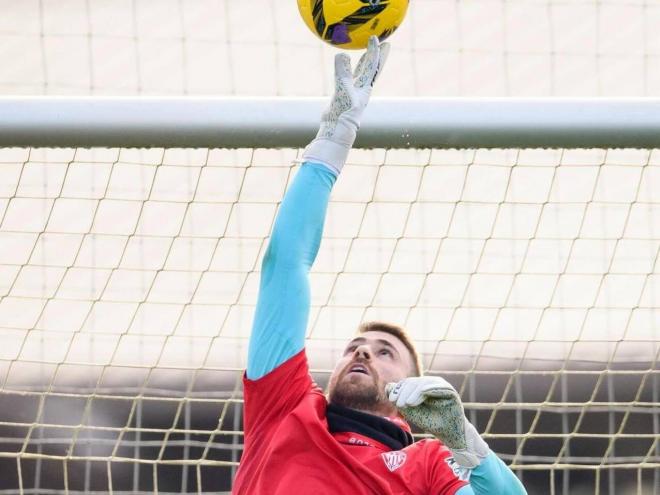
326 331 414 416
328 357 386 411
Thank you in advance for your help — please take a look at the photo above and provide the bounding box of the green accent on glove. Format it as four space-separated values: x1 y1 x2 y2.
399 394 467 451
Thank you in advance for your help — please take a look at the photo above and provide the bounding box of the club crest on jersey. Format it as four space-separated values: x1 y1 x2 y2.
382 451 407 472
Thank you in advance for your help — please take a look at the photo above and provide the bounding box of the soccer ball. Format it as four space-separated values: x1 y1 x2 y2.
297 0 409 50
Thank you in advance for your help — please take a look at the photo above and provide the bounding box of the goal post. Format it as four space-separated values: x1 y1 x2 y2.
3 97 660 148
0 98 658 494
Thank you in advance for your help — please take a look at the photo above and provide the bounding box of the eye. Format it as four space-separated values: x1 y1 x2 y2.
344 345 356 354
379 348 392 357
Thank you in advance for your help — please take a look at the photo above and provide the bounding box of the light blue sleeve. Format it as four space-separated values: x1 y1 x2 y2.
246 162 337 380
464 452 527 495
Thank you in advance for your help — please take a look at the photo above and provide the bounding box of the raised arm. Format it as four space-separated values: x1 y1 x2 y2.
247 37 390 380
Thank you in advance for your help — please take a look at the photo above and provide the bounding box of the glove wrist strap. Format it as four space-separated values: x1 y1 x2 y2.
302 136 353 175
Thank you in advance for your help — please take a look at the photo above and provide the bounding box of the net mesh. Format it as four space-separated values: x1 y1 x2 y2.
2 0 660 97
1 0 660 494
0 146 658 494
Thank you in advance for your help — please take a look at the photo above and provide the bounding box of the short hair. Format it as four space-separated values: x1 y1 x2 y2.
357 321 423 377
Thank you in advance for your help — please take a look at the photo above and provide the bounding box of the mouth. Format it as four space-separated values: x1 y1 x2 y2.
346 362 370 376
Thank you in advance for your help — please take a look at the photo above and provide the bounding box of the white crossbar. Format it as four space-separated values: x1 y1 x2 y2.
2 96 660 149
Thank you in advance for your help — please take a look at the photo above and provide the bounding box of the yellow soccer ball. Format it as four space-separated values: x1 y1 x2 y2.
297 0 409 50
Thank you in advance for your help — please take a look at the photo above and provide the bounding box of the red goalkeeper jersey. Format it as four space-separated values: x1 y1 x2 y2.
232 350 469 494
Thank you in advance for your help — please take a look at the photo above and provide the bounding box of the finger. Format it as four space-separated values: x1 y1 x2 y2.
372 41 390 85
334 52 353 82
354 35 380 89
385 382 400 402
367 33 379 55
354 35 379 76
426 387 460 404
390 382 411 406
396 380 417 408
401 379 440 407
426 376 457 394
406 380 433 407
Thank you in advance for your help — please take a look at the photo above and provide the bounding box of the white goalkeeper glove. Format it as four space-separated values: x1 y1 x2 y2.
303 35 390 175
386 377 490 469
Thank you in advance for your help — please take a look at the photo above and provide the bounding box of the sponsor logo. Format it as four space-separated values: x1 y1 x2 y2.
445 457 471 481
382 451 407 472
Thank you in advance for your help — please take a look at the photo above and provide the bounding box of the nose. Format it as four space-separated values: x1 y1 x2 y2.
354 344 372 360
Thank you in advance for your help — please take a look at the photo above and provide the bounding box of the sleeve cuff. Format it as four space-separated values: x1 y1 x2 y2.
302 138 349 176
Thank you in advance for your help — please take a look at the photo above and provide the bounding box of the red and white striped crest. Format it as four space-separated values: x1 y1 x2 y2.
381 451 407 472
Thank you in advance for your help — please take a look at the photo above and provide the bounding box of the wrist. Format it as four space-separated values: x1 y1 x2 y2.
450 418 490 469
303 119 357 175
302 138 348 175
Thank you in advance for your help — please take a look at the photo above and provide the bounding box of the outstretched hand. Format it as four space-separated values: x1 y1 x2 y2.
320 35 390 137
303 35 390 175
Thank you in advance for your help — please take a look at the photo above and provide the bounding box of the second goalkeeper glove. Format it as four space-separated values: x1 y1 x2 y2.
386 377 490 469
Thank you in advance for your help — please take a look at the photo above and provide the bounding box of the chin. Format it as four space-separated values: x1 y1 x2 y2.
329 376 383 412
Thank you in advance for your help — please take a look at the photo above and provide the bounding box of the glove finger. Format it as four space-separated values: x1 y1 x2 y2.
420 375 458 397
395 380 420 408
334 52 353 83
405 379 436 407
352 35 378 78
402 378 454 408
389 383 405 407
404 380 460 408
436 375 457 391
394 381 418 408
352 52 369 86
385 382 399 402
353 35 380 89
372 41 390 86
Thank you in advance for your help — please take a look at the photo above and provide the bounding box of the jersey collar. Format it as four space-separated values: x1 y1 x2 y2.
326 402 414 451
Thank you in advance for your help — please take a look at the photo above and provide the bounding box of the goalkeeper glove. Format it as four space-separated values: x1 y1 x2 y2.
386 377 490 469
303 35 390 175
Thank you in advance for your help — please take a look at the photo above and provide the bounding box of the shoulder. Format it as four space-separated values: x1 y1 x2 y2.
243 350 321 425
399 438 454 470
242 348 330 454
407 438 450 455
244 349 310 389
408 439 472 487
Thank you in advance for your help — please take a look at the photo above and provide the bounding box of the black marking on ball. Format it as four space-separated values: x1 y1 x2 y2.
312 0 326 36
342 2 388 26
378 25 397 41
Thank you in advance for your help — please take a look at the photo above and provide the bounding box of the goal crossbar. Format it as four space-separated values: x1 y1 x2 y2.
2 97 660 149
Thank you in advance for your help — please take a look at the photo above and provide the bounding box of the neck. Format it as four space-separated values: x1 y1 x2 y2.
329 396 398 418
326 402 414 450
352 403 398 418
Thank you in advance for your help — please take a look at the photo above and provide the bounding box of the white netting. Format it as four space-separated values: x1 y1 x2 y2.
0 146 658 494
2 0 660 97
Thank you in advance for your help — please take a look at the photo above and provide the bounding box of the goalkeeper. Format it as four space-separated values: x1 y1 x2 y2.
232 37 527 495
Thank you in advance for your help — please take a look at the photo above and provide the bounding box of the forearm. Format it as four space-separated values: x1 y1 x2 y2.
468 452 527 495
246 162 337 379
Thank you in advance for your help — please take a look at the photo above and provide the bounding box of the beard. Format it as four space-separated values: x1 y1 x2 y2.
328 364 387 413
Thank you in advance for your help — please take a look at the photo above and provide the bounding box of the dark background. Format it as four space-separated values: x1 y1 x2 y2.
0 355 657 495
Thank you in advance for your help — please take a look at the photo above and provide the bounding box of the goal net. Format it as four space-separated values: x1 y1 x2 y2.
1 1 659 495
0 143 657 495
